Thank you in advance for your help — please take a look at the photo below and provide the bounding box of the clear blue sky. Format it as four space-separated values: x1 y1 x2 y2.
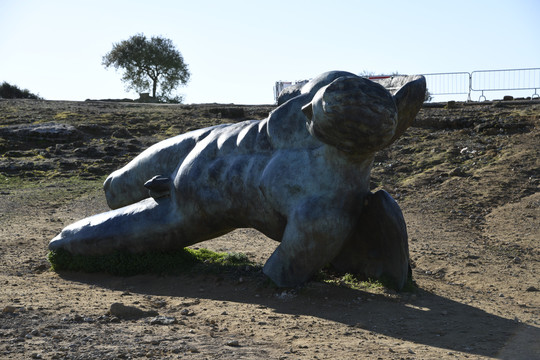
1 0 539 104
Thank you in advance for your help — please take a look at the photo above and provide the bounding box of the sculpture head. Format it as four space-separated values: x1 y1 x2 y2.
301 75 426 156
302 76 398 155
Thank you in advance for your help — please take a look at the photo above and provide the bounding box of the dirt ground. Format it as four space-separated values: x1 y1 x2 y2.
0 98 538 359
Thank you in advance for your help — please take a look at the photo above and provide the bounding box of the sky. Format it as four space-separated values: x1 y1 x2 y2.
1 0 539 104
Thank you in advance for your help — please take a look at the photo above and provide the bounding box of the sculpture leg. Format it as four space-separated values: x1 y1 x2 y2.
49 197 190 255
103 132 203 209
263 199 354 287
330 190 410 290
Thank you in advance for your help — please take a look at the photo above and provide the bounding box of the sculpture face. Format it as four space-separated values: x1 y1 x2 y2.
49 71 426 290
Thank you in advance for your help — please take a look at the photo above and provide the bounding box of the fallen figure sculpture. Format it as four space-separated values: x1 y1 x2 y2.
49 71 426 290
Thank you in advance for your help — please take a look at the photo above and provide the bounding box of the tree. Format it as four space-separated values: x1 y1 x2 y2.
102 34 190 102
0 82 42 99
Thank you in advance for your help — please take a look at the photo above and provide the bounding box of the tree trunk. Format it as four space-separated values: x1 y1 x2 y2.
152 80 157 99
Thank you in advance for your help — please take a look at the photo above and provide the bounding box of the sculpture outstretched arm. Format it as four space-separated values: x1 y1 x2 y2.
263 196 358 287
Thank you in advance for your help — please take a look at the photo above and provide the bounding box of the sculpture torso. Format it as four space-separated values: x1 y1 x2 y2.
169 93 373 241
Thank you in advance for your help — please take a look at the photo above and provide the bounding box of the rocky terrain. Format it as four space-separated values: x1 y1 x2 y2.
0 98 538 359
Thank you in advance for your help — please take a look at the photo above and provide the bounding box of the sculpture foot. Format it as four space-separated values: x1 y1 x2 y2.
144 175 172 200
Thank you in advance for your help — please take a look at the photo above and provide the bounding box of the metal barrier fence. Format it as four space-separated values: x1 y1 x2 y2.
274 68 540 102
471 68 540 101
421 68 540 101
273 80 308 102
422 72 471 99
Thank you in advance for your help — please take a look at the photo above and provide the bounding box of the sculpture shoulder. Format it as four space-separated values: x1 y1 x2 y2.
266 94 320 149
270 71 360 149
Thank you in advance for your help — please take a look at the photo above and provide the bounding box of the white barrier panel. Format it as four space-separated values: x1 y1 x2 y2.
472 68 540 100
422 72 471 96
274 68 539 103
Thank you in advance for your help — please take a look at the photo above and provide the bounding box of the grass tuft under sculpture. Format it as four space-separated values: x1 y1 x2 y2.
48 248 254 277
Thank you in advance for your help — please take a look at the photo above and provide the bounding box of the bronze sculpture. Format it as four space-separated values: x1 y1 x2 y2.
49 71 426 289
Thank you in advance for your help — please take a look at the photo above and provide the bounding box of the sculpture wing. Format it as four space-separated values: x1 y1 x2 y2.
388 76 427 145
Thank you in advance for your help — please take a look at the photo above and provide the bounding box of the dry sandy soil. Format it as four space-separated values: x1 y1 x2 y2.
0 98 538 359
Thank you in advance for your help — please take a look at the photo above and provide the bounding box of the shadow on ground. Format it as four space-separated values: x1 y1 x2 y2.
58 271 539 359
